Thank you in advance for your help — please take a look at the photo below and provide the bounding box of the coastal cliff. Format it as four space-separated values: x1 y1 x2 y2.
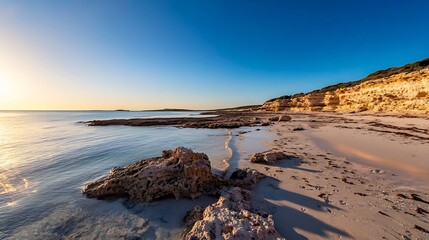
261 58 429 114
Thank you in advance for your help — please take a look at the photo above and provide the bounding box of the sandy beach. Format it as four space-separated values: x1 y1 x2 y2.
231 112 429 239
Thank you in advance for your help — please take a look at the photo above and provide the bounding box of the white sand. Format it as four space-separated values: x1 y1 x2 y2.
232 112 429 239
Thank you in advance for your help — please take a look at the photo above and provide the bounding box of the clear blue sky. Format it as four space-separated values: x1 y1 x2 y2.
1 0 429 110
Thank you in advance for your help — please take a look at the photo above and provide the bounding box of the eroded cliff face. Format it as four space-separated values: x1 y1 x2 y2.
261 68 429 114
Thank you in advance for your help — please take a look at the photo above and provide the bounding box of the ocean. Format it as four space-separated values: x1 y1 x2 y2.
0 110 233 239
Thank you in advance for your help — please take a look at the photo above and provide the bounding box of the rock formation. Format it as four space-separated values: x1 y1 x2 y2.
86 111 292 129
82 147 223 202
229 168 266 189
261 60 429 114
83 148 285 239
278 115 292 121
268 115 292 122
183 187 285 240
82 148 269 202
251 151 291 164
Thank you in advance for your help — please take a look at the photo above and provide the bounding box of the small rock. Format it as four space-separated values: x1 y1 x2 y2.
341 177 354 185
278 115 291 122
371 169 385 174
318 193 330 203
396 193 409 199
229 168 266 189
354 192 368 197
251 151 290 164
238 131 250 135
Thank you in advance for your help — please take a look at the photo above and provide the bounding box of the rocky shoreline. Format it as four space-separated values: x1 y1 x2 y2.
85 111 291 129
82 147 284 239
82 111 429 239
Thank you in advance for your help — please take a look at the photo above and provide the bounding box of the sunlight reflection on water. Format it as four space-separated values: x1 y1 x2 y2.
0 111 229 239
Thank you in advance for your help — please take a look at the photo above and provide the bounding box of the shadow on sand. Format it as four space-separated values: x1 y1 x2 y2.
253 158 352 240
226 131 352 239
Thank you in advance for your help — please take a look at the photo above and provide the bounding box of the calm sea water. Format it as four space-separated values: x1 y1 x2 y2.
0 111 231 239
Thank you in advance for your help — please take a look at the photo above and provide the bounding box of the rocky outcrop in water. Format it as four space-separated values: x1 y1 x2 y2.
86 112 291 129
261 63 429 114
183 187 285 240
82 147 223 202
86 112 264 129
82 147 285 239
82 148 269 202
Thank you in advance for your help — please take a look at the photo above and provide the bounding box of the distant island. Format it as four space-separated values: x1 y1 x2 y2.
148 108 196 112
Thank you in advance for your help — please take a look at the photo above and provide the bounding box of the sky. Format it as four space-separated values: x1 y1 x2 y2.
1 0 429 110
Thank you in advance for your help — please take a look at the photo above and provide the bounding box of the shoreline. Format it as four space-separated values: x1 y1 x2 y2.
76 110 429 239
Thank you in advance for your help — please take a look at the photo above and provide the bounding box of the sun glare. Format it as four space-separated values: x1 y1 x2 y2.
0 78 13 103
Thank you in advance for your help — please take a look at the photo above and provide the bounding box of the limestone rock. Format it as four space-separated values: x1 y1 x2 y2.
183 205 205 229
251 151 290 164
82 147 282 239
87 112 265 129
82 147 222 202
268 115 291 122
261 67 429 114
278 115 292 121
183 187 284 240
229 168 266 189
